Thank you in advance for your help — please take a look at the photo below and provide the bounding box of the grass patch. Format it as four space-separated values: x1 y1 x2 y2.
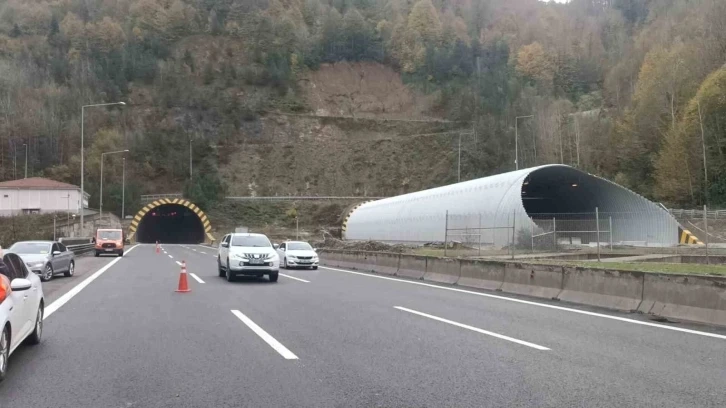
534 260 726 276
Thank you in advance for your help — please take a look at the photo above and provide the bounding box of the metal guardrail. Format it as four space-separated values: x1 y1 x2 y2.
140 194 183 203
67 243 95 255
669 209 726 219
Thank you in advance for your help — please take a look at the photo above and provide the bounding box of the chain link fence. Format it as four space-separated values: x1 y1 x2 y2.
440 209 709 259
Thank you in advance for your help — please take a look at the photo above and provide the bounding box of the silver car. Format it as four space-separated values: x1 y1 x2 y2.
7 241 75 282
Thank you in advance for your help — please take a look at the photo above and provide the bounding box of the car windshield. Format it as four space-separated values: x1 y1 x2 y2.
231 235 271 247
9 242 51 254
98 231 122 240
287 242 313 251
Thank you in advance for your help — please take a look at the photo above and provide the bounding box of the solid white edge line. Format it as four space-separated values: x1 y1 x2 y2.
189 273 205 284
279 273 310 283
44 245 140 320
320 266 726 341
230 310 298 360
396 306 550 351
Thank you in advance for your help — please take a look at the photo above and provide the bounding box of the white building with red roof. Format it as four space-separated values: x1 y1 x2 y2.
0 178 89 216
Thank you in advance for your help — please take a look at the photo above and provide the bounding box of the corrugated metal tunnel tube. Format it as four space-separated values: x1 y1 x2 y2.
343 165 680 247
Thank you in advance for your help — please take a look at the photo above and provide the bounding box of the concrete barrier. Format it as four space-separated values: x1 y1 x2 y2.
397 255 427 280
457 260 505 291
424 257 461 284
373 253 400 275
559 267 644 311
319 249 726 327
321 251 369 271
319 251 341 267
501 263 564 300
638 274 726 326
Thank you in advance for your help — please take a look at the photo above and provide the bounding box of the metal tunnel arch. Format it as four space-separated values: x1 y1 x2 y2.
343 165 698 247
128 198 215 243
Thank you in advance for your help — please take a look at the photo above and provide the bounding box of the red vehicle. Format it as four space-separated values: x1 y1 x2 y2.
94 229 125 257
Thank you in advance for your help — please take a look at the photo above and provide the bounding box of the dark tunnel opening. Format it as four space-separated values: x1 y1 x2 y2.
520 166 600 215
136 204 205 244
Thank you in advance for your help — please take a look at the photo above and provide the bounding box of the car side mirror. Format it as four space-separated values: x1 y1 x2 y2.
221 242 229 248
11 278 32 291
313 248 318 252
52 250 62 256
273 244 279 249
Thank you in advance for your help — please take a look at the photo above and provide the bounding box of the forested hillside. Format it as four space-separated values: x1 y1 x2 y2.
1 0 726 214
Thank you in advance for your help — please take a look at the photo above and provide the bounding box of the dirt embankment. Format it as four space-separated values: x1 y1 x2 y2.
299 61 438 120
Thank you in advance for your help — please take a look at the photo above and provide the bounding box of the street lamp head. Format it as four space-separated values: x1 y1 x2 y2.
118 102 126 105
123 149 129 152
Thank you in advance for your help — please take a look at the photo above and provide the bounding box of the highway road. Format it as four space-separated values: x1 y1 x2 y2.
1 244 725 407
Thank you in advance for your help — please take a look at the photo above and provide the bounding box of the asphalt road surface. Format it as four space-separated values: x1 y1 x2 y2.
1 244 725 407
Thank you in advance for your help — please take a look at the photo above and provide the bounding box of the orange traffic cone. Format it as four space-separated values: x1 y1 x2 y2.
175 260 191 293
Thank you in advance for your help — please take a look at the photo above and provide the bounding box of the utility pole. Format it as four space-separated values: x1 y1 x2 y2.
100 149 129 225
13 142 16 179
515 115 534 170
697 101 708 204
63 194 71 237
189 136 193 180
458 132 462 182
80 101 125 237
575 114 581 168
23 143 28 178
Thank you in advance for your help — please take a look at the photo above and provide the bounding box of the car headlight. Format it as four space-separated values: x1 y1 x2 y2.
232 253 248 260
26 261 44 268
286 255 297 260
265 253 277 260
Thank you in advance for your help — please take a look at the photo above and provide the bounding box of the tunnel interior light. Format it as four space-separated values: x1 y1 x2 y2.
571 183 578 187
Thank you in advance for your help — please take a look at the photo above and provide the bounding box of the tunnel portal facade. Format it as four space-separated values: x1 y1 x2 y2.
128 198 215 244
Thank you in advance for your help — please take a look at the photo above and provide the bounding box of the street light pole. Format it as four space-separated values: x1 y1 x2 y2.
515 115 534 170
189 136 193 180
458 132 462 182
80 102 125 237
122 157 125 221
23 143 28 178
100 149 129 226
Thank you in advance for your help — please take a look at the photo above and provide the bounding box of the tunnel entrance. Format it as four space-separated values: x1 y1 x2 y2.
135 204 205 244
129 198 214 243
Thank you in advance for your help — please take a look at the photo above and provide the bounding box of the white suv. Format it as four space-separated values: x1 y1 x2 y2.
217 233 280 282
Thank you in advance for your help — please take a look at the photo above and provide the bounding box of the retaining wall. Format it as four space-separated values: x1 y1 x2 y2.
318 249 726 327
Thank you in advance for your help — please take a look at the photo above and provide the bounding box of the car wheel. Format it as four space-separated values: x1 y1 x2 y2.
218 258 225 277
26 303 43 345
0 325 9 382
312 266 318 270
119 251 124 257
226 259 235 282
269 271 279 282
64 261 75 277
94 251 100 257
42 264 53 282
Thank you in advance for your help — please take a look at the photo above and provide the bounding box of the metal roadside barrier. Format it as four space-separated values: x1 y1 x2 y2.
67 243 96 255
318 249 726 327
